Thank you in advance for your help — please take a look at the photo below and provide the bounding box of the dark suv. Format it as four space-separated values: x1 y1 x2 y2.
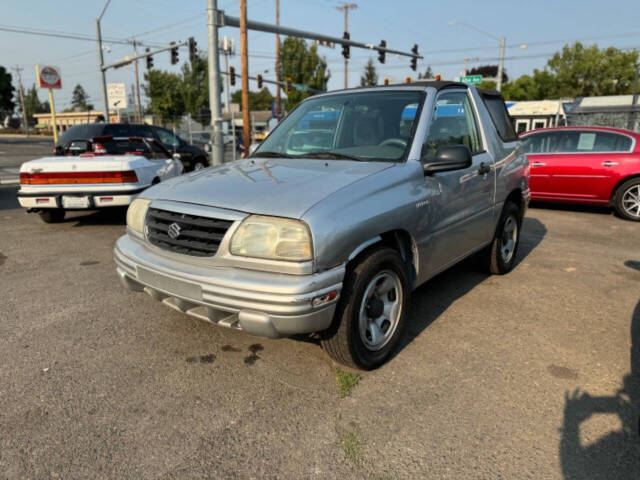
55 123 209 171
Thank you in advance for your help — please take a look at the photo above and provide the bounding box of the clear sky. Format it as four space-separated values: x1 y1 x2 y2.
2 0 639 111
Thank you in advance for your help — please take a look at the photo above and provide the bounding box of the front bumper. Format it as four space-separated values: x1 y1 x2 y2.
114 235 344 338
17 187 147 209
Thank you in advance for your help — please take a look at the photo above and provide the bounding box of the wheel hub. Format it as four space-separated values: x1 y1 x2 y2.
358 270 403 351
365 297 384 319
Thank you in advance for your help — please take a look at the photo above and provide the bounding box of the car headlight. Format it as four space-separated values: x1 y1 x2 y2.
126 198 151 234
230 215 313 261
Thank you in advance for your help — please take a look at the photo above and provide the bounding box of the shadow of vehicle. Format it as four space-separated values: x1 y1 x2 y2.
396 216 547 353
66 207 128 227
529 201 612 217
559 276 640 479
0 186 20 211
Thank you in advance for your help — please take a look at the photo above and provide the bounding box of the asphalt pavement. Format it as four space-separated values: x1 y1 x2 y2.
0 180 639 478
0 136 53 184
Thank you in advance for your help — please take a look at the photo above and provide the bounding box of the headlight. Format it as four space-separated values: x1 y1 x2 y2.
126 198 151 234
230 215 313 261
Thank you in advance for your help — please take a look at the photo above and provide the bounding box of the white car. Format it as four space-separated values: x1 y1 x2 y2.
17 136 183 223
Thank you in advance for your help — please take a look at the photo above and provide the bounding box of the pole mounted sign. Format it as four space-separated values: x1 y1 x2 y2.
460 75 483 85
107 83 128 110
36 65 62 89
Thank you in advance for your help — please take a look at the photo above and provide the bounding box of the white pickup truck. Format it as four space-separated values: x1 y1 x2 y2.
17 136 183 223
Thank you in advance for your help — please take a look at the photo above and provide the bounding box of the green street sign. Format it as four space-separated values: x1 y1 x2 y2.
460 75 483 85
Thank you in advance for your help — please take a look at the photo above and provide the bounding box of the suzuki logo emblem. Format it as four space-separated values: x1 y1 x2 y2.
167 222 182 239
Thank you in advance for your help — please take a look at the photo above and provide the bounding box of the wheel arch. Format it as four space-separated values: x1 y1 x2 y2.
610 174 640 204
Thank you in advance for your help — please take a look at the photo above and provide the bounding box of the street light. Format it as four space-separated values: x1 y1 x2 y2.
449 21 505 92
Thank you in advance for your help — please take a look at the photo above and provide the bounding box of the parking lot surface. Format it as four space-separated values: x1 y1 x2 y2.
1 183 639 479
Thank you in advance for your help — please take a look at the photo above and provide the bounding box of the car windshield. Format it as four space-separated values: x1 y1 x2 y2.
254 90 424 162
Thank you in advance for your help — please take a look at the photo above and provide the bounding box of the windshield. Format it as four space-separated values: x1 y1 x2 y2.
254 90 424 162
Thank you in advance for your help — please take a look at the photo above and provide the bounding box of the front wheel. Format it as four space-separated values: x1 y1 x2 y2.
613 178 640 221
39 209 65 223
480 201 521 275
192 159 207 171
320 247 410 370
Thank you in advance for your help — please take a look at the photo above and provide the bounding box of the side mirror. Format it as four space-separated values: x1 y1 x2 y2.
172 153 181 161
422 145 472 175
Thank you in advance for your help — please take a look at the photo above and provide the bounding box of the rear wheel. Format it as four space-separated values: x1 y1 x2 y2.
320 247 410 370
192 158 208 171
39 209 65 223
480 201 521 275
613 178 640 221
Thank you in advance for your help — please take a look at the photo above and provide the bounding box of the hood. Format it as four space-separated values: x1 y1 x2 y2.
146 157 393 218
20 155 125 173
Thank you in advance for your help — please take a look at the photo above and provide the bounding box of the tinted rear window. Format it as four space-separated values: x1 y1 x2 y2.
58 124 104 146
479 92 518 142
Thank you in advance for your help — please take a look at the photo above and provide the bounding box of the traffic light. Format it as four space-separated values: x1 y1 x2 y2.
410 44 418 71
434 73 442 81
229 66 235 86
341 31 350 59
188 37 197 62
257 74 263 89
285 77 292 94
145 48 154 69
405 76 412 84
378 40 386 64
170 42 179 65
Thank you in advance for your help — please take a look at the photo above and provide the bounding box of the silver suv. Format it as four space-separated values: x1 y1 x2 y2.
114 82 529 369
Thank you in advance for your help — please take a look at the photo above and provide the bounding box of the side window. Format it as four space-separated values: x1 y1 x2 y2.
422 92 481 159
155 128 180 148
480 93 518 141
522 132 560 154
594 132 632 152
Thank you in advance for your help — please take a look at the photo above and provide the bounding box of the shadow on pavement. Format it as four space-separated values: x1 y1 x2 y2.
396 216 547 354
559 268 640 479
529 201 612 217
67 208 128 226
0 186 19 211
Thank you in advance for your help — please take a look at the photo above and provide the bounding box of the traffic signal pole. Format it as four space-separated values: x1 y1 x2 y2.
240 0 251 153
207 0 224 166
96 18 110 122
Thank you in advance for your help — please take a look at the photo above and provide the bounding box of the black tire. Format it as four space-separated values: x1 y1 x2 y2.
481 201 521 275
192 158 208 171
39 209 65 223
320 247 410 370
612 177 640 221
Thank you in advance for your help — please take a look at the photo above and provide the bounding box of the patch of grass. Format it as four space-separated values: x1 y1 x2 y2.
334 368 360 398
340 431 362 461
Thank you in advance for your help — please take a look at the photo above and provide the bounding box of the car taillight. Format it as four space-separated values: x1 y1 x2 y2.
122 170 138 183
19 170 138 184
93 142 106 154
20 172 30 184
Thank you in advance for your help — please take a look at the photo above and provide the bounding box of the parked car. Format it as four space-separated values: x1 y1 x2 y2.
18 136 183 223
55 123 209 171
521 126 640 221
114 82 529 369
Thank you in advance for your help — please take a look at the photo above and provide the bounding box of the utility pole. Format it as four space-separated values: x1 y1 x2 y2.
275 0 281 117
336 2 357 89
497 36 505 92
239 0 251 152
13 66 29 137
207 0 224 165
132 39 143 122
96 0 111 122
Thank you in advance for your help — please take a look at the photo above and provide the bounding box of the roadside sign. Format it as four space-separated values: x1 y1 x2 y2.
36 65 62 89
107 83 128 109
460 75 483 85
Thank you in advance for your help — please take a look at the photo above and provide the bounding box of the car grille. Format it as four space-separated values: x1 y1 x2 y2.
145 208 233 257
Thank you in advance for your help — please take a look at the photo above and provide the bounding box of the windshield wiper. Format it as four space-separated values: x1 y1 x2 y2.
296 151 364 161
252 151 294 158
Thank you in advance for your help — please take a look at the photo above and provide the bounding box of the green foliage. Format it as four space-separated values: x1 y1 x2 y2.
502 42 639 101
339 431 362 461
0 66 15 114
468 64 508 84
418 66 433 80
280 37 329 110
360 58 378 87
70 84 93 111
231 88 274 111
23 84 49 122
334 368 360 398
143 69 185 123
180 56 209 117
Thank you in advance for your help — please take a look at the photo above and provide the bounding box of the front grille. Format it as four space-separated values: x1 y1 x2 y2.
146 208 233 257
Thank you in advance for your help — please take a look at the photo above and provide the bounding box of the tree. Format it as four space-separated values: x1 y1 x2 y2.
359 58 378 87
467 65 509 84
231 88 274 111
280 37 330 110
418 66 433 80
71 84 93 111
143 69 185 124
180 56 209 119
0 66 15 116
23 84 49 123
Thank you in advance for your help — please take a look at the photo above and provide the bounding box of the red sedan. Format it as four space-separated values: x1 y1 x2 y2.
521 126 640 221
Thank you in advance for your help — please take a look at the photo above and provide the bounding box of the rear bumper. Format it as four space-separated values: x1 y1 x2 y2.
17 186 147 209
114 235 344 338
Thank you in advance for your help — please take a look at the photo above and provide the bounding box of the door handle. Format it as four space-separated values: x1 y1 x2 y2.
478 162 491 175
602 161 619 167
531 162 546 166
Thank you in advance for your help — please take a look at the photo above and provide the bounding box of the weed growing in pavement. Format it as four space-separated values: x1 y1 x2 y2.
340 431 362 461
334 368 360 398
